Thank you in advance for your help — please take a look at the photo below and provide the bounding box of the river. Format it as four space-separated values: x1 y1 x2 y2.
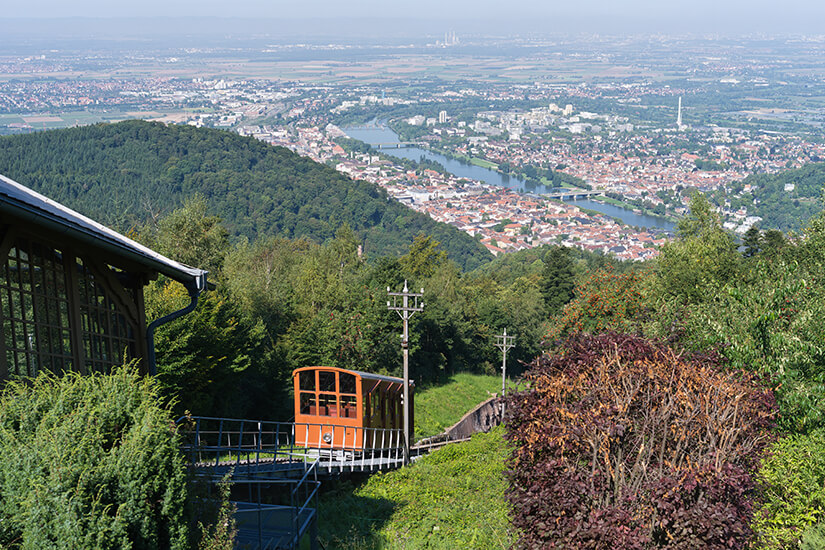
344 125 676 232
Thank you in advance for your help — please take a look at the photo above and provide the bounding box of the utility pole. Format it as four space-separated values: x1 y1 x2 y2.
387 280 424 465
495 328 515 419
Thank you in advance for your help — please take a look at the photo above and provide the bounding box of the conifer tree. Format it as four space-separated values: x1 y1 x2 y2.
743 225 762 257
541 246 575 314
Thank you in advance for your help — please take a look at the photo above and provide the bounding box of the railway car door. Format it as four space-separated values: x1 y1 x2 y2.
314 370 361 450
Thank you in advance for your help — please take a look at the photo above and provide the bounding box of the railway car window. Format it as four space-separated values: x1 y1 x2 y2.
371 389 382 420
299 371 315 391
319 371 336 392
340 372 356 394
299 392 316 415
339 372 357 418
340 394 357 418
319 393 338 417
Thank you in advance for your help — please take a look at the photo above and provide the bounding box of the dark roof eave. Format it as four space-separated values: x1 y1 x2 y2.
0 175 207 293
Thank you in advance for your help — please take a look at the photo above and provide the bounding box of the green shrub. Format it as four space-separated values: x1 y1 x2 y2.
0 365 194 549
801 523 825 550
754 430 825 549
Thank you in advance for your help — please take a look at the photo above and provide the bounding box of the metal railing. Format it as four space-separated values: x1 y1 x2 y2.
178 417 324 550
227 459 320 550
178 416 406 474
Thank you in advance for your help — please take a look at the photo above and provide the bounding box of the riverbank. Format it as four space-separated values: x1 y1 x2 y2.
596 195 680 225
345 125 676 232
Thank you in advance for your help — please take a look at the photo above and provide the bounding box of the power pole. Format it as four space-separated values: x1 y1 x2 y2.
387 280 424 465
495 328 515 419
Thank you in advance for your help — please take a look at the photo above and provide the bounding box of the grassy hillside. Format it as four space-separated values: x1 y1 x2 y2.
317 427 513 550
0 120 492 270
415 373 502 439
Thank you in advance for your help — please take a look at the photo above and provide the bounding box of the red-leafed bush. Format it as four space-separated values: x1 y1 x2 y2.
506 332 776 549
546 267 648 341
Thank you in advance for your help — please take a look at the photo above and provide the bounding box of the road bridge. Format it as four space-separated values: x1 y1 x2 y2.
543 188 604 200
372 141 427 149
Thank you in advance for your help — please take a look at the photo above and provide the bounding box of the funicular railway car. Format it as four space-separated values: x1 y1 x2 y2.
293 366 413 451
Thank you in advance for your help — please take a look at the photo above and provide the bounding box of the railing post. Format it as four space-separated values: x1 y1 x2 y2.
257 481 262 550
361 427 367 471
194 417 201 464
237 422 244 468
380 429 386 470
215 419 223 467
256 421 262 466
291 470 297 548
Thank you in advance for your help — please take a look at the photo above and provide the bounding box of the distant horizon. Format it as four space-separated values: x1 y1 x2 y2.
1 15 825 41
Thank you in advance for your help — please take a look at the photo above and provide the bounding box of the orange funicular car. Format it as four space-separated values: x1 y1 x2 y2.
292 366 414 450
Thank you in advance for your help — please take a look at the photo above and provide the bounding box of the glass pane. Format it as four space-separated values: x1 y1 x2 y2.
372 389 382 418
340 372 356 394
319 393 338 417
319 371 336 392
300 392 317 415
300 371 315 391
341 394 357 418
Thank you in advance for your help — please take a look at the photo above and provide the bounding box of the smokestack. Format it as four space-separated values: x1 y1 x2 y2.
677 97 683 128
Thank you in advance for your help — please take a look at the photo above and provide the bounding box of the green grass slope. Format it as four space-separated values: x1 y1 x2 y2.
0 120 492 270
414 373 502 439
317 427 513 550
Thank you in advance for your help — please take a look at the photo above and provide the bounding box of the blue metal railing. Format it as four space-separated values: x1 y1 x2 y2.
177 415 405 549
178 416 325 549
178 415 405 474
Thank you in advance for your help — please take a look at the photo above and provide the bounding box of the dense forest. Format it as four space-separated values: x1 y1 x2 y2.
0 120 491 270
137 194 620 421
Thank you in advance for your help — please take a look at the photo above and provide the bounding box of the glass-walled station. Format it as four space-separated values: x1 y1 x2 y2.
0 174 207 381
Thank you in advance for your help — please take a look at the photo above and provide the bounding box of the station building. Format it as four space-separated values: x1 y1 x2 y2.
0 174 207 381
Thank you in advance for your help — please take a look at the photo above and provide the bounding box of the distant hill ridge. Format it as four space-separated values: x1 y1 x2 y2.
0 120 492 269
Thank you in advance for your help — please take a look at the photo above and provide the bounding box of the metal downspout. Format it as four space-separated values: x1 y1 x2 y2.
146 274 207 376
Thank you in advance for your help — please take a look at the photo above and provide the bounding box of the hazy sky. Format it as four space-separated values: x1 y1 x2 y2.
3 0 824 18
3 0 825 34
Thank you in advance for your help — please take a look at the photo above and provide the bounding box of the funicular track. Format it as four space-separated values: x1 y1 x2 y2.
178 397 502 549
178 416 413 550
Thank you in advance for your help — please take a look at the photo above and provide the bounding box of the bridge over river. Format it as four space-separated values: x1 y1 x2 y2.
372 141 428 149
543 188 605 200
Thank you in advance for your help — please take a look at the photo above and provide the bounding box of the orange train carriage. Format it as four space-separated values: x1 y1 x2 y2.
292 366 414 449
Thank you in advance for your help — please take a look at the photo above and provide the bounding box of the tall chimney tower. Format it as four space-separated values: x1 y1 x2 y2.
677 96 683 129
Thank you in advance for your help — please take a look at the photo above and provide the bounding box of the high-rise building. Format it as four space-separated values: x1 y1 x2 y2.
438 110 448 124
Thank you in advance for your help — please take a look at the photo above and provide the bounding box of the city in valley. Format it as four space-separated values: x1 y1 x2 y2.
3 27 825 260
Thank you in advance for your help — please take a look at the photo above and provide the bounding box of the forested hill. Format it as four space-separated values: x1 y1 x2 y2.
709 162 825 232
0 120 492 269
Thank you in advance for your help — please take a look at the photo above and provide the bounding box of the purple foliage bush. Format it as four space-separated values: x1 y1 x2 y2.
506 332 776 549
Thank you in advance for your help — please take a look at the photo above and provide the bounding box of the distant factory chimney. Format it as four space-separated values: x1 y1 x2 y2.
676 96 683 129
